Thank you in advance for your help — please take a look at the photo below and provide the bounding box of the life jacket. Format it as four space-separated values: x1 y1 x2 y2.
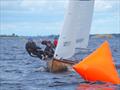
53 39 58 47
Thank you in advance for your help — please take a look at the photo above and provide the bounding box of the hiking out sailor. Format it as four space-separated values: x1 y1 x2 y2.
41 40 54 59
25 38 45 60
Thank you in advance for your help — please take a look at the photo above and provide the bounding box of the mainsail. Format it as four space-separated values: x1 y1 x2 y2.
75 0 94 48
54 0 94 59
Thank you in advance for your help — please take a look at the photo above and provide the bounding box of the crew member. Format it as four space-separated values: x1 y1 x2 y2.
41 40 54 59
25 38 45 60
53 37 58 48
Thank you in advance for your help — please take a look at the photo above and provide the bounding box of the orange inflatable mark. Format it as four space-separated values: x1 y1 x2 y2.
73 41 120 84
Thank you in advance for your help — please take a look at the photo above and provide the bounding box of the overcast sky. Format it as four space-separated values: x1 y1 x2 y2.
0 0 120 36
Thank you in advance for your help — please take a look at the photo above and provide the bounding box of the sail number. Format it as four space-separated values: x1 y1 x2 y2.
76 38 84 43
63 41 71 46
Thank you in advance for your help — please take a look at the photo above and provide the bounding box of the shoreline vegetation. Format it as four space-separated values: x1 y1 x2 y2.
0 33 120 38
0 33 18 37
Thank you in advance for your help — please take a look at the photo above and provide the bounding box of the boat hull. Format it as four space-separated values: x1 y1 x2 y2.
47 59 68 73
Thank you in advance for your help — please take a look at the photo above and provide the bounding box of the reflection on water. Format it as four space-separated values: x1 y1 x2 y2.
76 83 119 90
0 35 120 90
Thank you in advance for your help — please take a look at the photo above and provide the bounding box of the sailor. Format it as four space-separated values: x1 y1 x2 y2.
25 38 45 60
41 40 54 59
53 37 58 48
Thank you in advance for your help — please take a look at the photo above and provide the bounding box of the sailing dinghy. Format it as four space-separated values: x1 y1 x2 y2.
49 0 94 72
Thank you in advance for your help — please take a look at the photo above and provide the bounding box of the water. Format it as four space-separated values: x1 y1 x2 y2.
0 35 120 90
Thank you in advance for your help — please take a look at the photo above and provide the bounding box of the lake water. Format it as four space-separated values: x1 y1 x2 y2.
0 35 120 90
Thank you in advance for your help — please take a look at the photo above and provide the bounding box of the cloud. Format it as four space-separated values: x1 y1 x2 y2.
20 0 68 12
20 0 47 11
94 0 119 12
1 0 119 35
20 0 119 12
1 0 119 13
0 0 21 10
21 0 116 12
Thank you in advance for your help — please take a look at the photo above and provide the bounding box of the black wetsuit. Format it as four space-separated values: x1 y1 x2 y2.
44 46 54 58
41 40 54 58
25 41 44 59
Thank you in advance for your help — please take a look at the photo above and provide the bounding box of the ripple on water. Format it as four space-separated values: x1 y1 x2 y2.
0 36 120 90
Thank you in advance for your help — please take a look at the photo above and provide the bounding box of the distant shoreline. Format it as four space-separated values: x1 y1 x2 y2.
0 35 19 37
0 34 120 38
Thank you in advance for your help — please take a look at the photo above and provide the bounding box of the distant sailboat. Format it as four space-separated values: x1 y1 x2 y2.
50 0 94 72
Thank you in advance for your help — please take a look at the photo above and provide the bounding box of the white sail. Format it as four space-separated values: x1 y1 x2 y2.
75 0 94 48
54 0 94 59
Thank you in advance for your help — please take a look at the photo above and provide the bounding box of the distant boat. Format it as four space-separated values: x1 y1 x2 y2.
49 0 94 72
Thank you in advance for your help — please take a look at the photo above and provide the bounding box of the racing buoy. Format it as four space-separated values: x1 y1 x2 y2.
73 41 120 84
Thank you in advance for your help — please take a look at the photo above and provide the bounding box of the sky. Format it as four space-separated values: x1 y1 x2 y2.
0 0 120 36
